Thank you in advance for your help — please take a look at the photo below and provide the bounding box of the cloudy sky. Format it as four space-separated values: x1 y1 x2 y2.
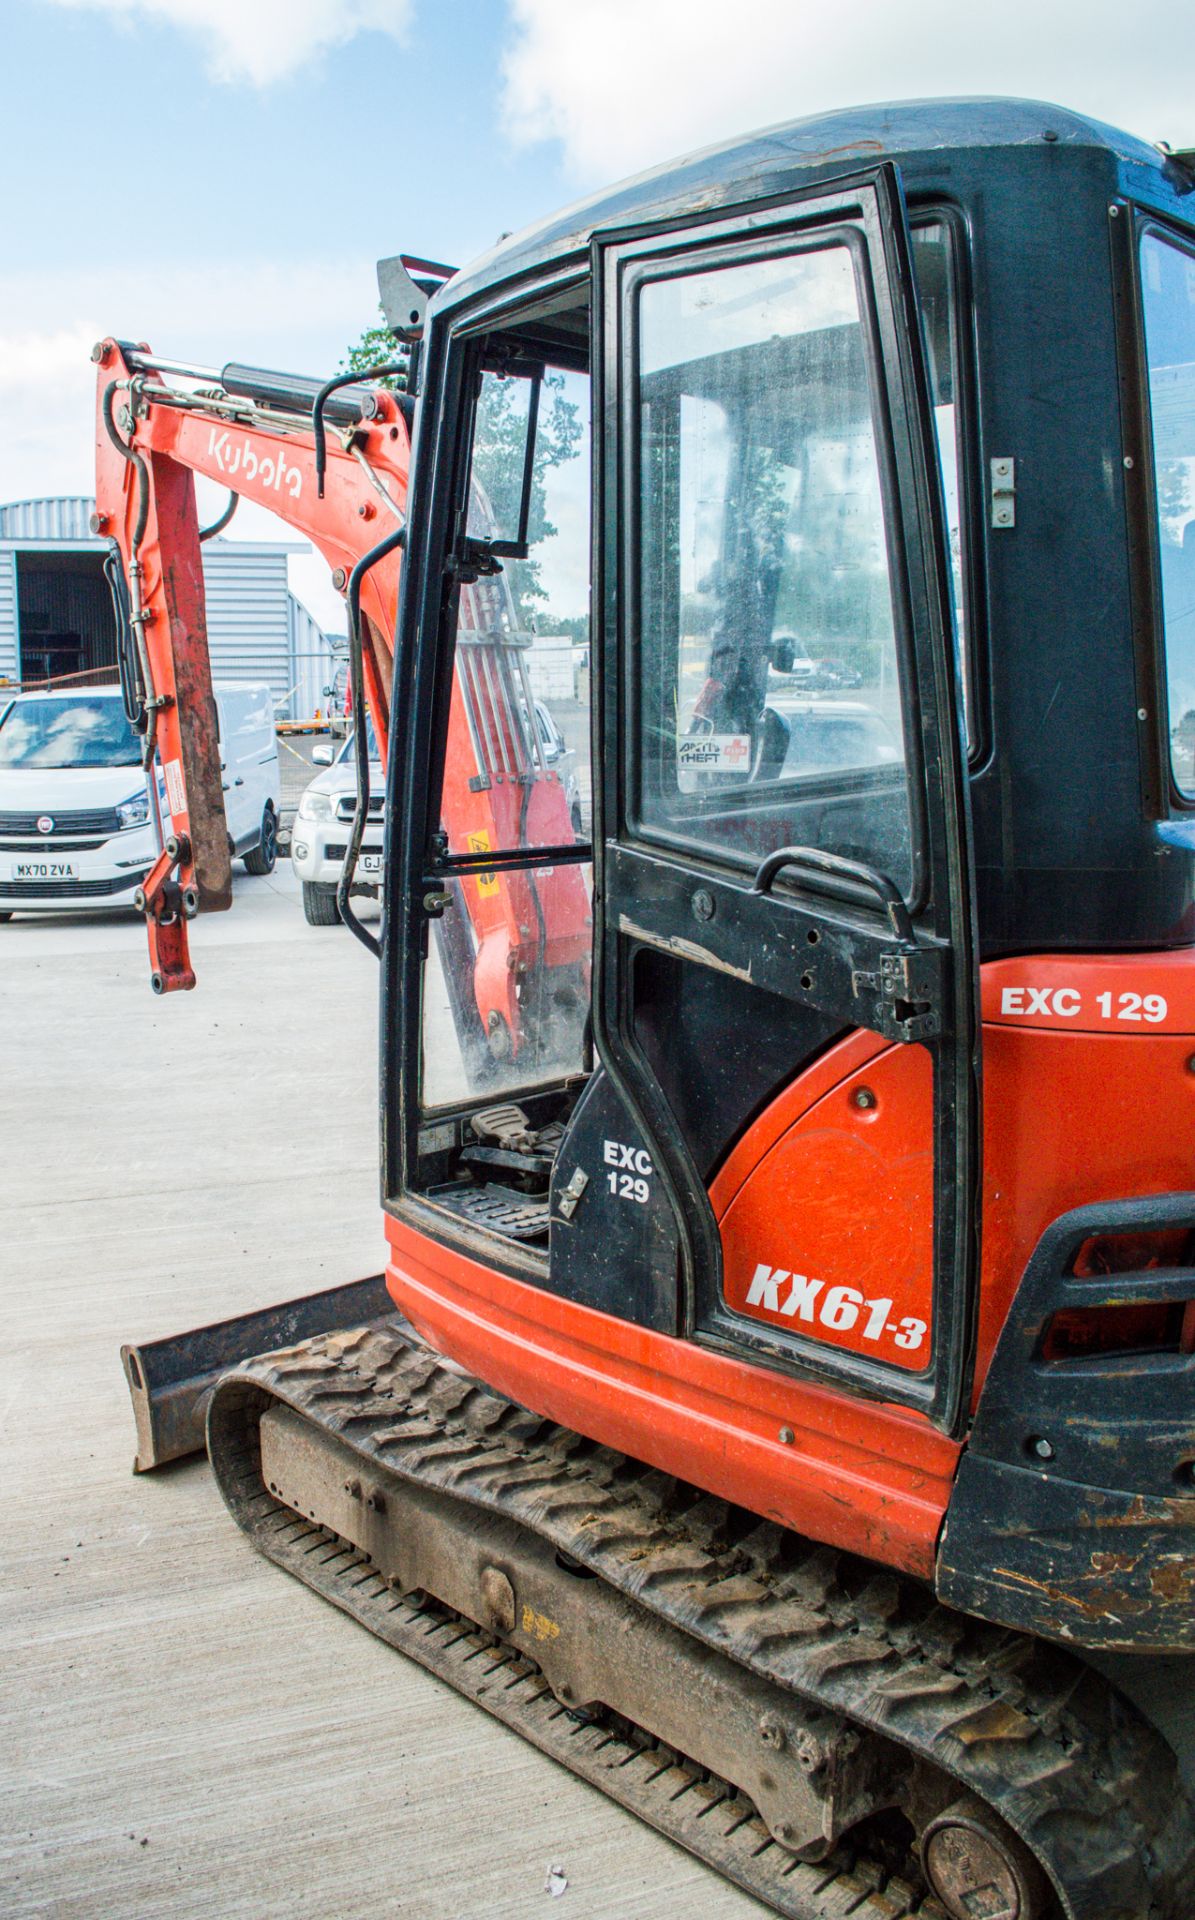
4 0 1193 629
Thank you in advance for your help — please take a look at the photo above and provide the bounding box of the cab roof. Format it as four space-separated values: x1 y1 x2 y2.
435 95 1189 316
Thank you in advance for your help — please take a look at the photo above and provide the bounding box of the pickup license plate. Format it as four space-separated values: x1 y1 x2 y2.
12 861 77 880
359 853 383 875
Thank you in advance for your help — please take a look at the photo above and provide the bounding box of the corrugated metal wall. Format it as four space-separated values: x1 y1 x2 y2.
200 539 292 695
289 595 343 721
0 497 94 542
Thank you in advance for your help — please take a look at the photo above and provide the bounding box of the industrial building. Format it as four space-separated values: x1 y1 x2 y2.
0 496 341 720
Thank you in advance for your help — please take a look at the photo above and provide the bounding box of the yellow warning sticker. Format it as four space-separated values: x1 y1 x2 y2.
521 1602 561 1643
468 830 500 897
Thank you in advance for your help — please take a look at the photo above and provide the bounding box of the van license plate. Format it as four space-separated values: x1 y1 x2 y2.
359 854 383 875
12 861 77 880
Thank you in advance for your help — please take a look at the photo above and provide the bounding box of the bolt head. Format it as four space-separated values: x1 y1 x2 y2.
852 1087 877 1111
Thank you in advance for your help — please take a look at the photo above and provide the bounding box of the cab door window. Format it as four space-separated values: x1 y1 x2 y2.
634 237 917 892
420 348 593 1114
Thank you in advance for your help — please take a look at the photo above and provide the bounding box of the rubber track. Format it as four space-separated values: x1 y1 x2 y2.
206 1319 1195 1920
222 1511 940 1920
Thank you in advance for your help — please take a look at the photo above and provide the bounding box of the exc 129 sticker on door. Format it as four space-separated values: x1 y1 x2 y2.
603 1138 654 1205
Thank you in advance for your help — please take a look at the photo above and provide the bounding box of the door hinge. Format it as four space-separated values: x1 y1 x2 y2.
990 456 1016 530
851 949 941 1041
555 1166 589 1221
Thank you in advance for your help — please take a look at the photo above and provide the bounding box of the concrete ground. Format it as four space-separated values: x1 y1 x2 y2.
0 860 760 1919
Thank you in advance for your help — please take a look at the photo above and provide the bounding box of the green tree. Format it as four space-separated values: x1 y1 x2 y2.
341 309 407 387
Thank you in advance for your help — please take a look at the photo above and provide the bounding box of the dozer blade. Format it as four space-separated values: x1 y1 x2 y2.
120 1274 391 1471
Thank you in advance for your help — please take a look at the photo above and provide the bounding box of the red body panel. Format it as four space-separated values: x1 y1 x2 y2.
716 1039 934 1372
386 949 1195 1568
385 1212 959 1577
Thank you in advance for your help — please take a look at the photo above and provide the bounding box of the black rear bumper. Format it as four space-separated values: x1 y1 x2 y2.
938 1194 1195 1652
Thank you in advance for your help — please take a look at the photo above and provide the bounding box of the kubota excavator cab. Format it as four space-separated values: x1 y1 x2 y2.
122 96 1195 1920
383 97 1195 1646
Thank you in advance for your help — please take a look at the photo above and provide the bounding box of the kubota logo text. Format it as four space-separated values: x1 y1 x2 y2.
207 429 302 500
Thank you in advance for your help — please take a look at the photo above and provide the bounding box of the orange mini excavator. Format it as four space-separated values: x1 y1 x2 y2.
113 102 1195 1920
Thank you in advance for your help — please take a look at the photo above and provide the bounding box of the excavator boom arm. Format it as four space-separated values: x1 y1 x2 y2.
92 338 410 990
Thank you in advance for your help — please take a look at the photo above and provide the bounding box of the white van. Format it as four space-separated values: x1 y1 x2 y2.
0 682 279 917
212 682 281 871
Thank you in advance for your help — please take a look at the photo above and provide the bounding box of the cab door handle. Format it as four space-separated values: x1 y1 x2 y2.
751 844 913 943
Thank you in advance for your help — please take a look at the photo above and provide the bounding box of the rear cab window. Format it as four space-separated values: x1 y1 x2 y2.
1140 227 1195 795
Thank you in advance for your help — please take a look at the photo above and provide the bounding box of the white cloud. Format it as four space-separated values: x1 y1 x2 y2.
501 0 1195 182
43 0 411 86
0 257 380 631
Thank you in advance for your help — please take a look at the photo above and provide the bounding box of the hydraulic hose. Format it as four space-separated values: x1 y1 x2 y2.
101 380 150 551
100 382 160 807
199 490 239 541
337 523 407 958
312 362 408 499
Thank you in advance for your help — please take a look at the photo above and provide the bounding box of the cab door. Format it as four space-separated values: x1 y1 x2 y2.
593 166 978 1433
